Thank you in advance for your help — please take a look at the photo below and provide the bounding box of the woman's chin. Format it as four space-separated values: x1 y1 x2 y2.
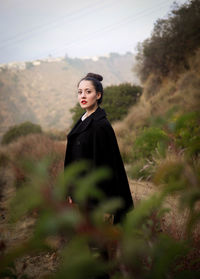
80 103 87 109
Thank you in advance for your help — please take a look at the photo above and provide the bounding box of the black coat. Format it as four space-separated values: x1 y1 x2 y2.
64 107 133 223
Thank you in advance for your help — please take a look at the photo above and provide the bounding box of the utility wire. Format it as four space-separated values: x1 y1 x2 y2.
39 0 170 59
0 0 100 45
0 0 115 49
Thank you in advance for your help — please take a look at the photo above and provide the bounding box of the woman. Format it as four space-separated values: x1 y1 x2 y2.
64 73 133 224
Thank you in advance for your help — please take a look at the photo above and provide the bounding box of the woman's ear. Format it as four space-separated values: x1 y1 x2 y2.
96 92 101 100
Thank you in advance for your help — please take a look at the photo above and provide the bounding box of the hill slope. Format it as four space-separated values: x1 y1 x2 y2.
114 47 200 164
0 52 138 140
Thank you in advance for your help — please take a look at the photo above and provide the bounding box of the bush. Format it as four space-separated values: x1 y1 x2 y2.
132 127 169 161
173 111 200 156
102 83 142 122
1 121 42 145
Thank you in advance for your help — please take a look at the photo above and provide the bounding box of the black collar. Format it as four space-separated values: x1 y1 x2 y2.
91 106 106 121
67 107 106 138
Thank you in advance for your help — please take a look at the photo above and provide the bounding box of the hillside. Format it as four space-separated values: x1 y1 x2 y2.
0 52 139 140
114 47 200 164
113 0 200 179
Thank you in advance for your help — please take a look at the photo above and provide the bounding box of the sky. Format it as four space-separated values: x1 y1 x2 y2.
0 0 187 64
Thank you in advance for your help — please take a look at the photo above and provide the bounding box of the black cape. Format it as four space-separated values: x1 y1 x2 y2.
64 107 133 223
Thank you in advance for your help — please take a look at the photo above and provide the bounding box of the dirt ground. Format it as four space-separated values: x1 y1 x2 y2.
130 179 191 239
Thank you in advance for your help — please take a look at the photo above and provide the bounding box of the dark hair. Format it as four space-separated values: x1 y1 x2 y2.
78 73 104 104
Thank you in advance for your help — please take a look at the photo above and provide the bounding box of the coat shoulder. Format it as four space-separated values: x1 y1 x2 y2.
92 118 116 140
92 117 114 133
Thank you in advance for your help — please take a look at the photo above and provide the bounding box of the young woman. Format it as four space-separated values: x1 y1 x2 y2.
64 73 133 224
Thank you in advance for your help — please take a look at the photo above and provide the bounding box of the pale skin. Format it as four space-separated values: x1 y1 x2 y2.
78 80 101 117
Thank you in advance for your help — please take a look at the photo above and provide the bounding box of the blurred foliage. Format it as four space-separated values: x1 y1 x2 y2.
136 0 200 81
1 121 42 145
70 83 142 126
0 156 200 278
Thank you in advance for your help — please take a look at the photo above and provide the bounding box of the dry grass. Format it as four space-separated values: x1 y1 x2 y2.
129 177 199 241
113 100 151 161
0 134 66 188
8 133 66 161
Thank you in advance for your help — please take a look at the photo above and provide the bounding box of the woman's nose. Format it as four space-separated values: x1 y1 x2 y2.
81 91 86 97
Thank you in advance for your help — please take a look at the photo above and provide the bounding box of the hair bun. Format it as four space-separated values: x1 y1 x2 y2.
86 73 103 82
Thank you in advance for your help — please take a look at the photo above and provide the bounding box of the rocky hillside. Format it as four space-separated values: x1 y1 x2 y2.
0 52 139 140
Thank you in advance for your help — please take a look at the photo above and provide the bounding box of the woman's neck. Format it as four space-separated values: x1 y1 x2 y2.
85 104 98 117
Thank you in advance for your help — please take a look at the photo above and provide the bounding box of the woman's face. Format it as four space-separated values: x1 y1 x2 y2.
78 80 101 111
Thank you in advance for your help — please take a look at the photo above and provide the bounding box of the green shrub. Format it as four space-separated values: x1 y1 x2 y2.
173 111 200 156
132 127 169 161
102 83 142 122
1 121 42 145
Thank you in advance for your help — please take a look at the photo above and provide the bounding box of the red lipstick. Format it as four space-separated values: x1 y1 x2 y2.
81 100 87 104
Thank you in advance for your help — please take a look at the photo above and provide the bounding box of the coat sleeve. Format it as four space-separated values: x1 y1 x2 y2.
92 123 134 224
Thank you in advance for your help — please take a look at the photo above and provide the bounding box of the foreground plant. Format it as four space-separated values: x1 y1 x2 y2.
0 157 200 278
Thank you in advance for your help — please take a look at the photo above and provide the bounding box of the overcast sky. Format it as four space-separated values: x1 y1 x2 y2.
0 0 187 64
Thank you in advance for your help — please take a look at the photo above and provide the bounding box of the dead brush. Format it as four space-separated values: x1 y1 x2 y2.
7 133 66 188
153 150 200 241
113 120 136 163
124 99 151 131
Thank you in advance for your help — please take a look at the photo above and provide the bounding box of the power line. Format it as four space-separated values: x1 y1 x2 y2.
0 0 99 46
0 0 115 49
39 0 170 59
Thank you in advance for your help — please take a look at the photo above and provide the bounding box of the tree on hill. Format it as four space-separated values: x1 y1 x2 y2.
70 83 142 125
136 0 200 81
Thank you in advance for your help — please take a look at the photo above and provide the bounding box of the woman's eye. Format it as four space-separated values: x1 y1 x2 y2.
86 91 91 94
78 91 81 94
